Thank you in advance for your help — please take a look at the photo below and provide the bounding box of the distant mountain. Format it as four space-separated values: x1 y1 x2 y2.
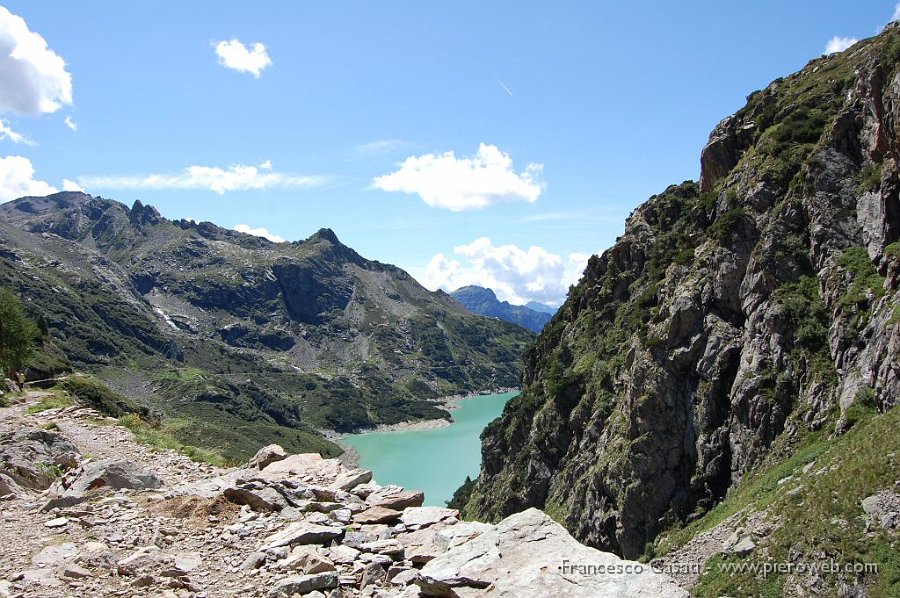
450 286 553 333
525 301 557 315
0 193 533 460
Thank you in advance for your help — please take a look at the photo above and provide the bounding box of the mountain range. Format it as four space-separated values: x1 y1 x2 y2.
0 193 533 460
449 285 554 333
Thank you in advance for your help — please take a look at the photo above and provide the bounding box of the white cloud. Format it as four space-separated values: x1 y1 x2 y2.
825 36 858 54
233 224 285 243
0 119 32 145
421 237 592 306
0 155 58 202
0 7 72 116
64 116 77 131
78 161 327 194
61 178 83 192
893 3 900 22
214 39 272 78
372 143 545 211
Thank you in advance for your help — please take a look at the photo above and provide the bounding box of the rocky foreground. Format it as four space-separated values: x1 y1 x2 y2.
0 391 685 597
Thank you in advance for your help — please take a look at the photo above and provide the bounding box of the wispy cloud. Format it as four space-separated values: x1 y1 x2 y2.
496 78 513 96
79 161 327 194
233 223 285 243
353 139 409 157
372 143 544 211
420 236 592 306
64 116 77 131
214 39 272 78
0 7 72 116
824 36 858 54
0 119 33 145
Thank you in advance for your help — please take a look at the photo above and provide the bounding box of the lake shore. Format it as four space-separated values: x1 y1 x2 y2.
325 388 518 468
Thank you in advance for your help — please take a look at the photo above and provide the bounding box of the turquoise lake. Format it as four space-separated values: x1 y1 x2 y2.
341 391 518 507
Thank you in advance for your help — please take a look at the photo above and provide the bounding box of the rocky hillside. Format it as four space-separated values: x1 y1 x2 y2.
450 286 553 333
462 23 900 595
0 194 532 460
0 389 686 597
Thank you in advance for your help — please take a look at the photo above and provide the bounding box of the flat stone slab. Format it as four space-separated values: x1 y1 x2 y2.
260 522 343 550
353 506 403 524
417 508 688 598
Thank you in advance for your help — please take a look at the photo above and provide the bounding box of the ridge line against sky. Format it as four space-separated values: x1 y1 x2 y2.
0 1 895 306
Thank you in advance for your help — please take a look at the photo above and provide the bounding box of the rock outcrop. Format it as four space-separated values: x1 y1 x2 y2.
465 20 900 569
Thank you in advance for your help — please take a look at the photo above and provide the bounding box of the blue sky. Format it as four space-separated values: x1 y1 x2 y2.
0 1 894 306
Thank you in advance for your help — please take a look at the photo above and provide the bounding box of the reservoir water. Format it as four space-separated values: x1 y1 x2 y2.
342 391 518 507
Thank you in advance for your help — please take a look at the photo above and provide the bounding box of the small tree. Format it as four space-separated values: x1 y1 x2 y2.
0 287 39 377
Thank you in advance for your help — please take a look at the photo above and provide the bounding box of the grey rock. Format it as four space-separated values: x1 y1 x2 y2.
400 506 458 530
331 468 373 492
417 508 687 597
245 444 288 470
366 489 424 510
239 551 268 571
353 506 403 524
224 485 287 512
268 572 339 596
281 546 336 574
68 459 162 494
731 537 756 556
360 563 387 588
0 428 79 490
260 521 343 550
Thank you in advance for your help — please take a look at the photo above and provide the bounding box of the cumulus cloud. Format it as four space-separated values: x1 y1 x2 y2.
0 7 72 116
825 36 858 54
64 116 77 131
61 178 83 192
0 119 32 144
233 224 285 243
0 155 59 202
214 39 272 78
421 237 592 306
78 161 327 194
372 143 545 211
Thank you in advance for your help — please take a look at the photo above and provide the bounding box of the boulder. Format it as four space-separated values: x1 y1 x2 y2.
366 488 424 510
416 508 688 597
223 485 287 512
260 521 343 550
69 459 163 494
400 506 458 530
353 506 403 524
268 572 338 596
245 444 288 470
0 428 79 490
331 468 372 491
280 546 336 574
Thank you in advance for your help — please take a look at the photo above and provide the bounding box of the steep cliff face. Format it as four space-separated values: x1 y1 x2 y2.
466 26 900 560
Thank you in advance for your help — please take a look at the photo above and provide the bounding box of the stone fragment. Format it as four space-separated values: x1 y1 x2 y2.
260 522 343 550
281 546 336 574
400 506 458 530
366 489 424 510
353 506 402 524
268 572 339 596
245 444 288 470
331 468 372 492
223 485 287 512
43 517 69 528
